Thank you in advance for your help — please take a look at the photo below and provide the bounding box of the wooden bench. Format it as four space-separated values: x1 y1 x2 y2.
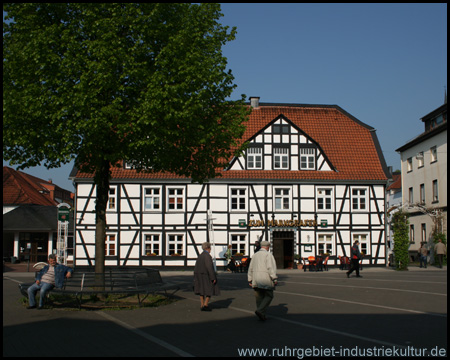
19 268 179 309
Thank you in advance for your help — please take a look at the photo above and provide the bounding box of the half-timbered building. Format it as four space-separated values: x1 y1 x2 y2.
70 98 391 269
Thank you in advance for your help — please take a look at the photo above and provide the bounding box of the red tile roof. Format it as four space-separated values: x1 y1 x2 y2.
3 167 63 206
73 104 389 182
387 174 401 191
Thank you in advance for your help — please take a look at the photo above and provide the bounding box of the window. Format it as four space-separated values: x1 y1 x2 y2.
417 152 424 168
300 148 315 170
421 224 427 243
107 186 117 211
352 188 367 210
317 188 333 211
273 124 290 134
230 187 247 211
247 147 263 169
420 184 425 204
410 225 415 243
274 147 289 169
409 187 413 204
167 188 184 211
353 234 369 255
144 234 161 256
407 157 413 172
274 187 291 211
318 234 334 255
430 146 437 162
432 180 438 202
143 187 161 211
167 234 184 256
105 234 116 256
230 234 247 255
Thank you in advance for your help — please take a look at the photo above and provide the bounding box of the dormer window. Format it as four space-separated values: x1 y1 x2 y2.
247 147 263 169
273 147 289 169
300 148 315 170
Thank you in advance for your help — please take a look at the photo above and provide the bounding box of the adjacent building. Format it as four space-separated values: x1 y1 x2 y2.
3 167 74 263
396 102 447 259
71 98 391 269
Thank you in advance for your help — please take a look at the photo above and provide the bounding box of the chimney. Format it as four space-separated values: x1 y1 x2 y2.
250 96 260 108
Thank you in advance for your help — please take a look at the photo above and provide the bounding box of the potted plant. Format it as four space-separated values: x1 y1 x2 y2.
294 254 303 269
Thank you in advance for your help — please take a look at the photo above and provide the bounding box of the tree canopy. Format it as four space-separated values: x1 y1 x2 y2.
3 3 249 183
4 3 249 277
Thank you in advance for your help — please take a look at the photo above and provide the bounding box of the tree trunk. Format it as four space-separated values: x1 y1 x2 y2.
94 160 111 290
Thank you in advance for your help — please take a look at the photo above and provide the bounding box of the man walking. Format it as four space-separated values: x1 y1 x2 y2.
418 243 428 268
434 239 447 268
346 240 363 278
248 241 277 321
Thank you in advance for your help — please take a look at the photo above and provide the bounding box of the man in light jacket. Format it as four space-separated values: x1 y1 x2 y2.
434 239 447 269
248 241 278 321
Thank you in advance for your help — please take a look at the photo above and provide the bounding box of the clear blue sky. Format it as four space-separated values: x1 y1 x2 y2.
3 3 447 191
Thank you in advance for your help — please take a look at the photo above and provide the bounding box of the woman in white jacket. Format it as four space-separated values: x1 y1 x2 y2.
248 241 278 321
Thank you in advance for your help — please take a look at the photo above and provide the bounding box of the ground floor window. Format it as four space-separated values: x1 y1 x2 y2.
167 234 184 256
230 234 247 255
105 234 117 256
143 233 161 256
353 233 369 255
317 234 334 255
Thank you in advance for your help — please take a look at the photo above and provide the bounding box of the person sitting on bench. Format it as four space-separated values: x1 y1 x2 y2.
27 254 73 309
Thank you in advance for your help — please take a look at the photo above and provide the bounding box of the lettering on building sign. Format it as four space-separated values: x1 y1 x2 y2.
248 219 318 227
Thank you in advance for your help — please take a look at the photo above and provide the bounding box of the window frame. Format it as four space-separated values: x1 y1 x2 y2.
143 186 162 212
352 233 369 256
316 187 334 212
408 187 414 204
167 187 185 212
230 233 247 255
417 152 424 168
107 186 118 212
351 187 368 211
273 147 290 170
143 233 162 256
105 233 117 257
166 233 185 256
407 157 413 172
317 233 334 255
419 184 425 204
410 224 415 244
247 146 263 170
432 179 439 203
273 187 292 211
430 146 437 163
230 187 247 212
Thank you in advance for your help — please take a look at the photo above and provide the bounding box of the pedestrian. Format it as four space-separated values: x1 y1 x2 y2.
248 240 278 321
418 243 428 268
346 240 363 278
254 240 261 253
434 239 447 268
27 254 73 309
194 242 220 311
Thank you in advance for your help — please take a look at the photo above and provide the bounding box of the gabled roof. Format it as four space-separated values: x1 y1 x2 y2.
3 166 70 206
72 103 390 182
387 173 401 191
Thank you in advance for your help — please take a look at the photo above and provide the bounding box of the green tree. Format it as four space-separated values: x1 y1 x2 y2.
392 209 410 270
3 3 249 283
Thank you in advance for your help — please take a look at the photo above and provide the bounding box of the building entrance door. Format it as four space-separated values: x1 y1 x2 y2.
272 231 294 269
